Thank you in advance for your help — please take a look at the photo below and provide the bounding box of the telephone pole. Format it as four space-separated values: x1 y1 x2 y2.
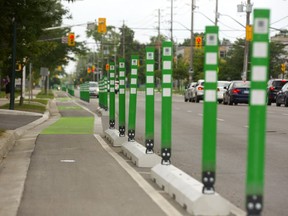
189 0 195 82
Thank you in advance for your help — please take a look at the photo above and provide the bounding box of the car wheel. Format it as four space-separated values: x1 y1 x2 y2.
267 99 271 105
195 95 200 103
234 102 238 105
184 97 188 102
276 97 281 107
285 97 288 107
228 97 233 105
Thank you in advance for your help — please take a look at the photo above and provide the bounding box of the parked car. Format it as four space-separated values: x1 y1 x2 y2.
184 82 196 102
192 79 205 103
89 81 99 97
267 79 288 105
217 81 231 103
223 80 250 105
275 82 288 107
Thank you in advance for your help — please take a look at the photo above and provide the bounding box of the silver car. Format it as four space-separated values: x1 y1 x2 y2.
217 81 231 103
89 81 99 97
184 82 196 102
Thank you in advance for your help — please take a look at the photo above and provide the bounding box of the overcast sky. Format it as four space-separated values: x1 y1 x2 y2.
61 0 288 72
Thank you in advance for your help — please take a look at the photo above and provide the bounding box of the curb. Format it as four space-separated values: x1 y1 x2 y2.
0 102 51 164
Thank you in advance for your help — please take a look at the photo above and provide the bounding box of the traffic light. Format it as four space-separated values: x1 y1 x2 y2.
195 36 202 48
281 63 286 73
68 32 75 46
98 18 107 33
246 25 253 41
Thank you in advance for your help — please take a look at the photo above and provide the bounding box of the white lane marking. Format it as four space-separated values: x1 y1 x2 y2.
282 113 288 116
60 160 76 163
95 134 182 216
198 113 203 116
187 110 192 113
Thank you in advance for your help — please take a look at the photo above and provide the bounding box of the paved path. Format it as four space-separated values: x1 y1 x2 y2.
1 91 186 216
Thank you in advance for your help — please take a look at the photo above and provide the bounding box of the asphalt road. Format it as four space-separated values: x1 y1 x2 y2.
112 92 288 216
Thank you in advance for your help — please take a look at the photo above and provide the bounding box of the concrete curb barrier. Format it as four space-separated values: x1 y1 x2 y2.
151 163 231 216
122 141 162 168
0 102 51 163
104 128 127 147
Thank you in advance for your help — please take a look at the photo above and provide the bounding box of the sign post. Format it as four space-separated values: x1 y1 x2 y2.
161 41 173 164
109 62 115 129
202 26 219 193
118 59 126 137
145 47 155 153
128 56 139 141
246 9 270 216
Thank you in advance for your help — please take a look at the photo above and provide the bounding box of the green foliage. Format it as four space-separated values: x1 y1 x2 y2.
0 103 46 113
36 90 54 99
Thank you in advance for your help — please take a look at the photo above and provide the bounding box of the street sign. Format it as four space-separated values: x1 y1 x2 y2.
40 67 49 76
98 18 107 33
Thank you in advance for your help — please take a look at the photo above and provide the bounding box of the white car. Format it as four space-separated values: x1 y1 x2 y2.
184 82 196 102
89 81 99 97
217 81 231 103
192 79 205 103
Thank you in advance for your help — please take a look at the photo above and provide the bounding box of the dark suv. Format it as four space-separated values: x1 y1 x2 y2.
267 79 288 105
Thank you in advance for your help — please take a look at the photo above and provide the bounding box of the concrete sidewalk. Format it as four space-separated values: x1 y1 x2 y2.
0 92 187 216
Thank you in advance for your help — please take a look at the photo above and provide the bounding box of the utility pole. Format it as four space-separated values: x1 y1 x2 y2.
189 0 195 82
243 0 252 81
170 0 173 41
215 0 219 26
158 9 161 71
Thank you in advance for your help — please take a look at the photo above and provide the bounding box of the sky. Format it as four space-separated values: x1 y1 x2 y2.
61 0 288 73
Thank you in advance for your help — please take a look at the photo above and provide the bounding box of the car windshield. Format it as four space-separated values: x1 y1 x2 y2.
90 82 98 87
234 81 250 88
218 82 230 87
274 80 288 87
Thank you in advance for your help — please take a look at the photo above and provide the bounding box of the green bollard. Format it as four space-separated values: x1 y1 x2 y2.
161 41 173 165
202 26 219 193
128 55 139 141
118 58 126 137
246 9 270 216
109 62 116 129
145 47 155 153
99 78 104 109
104 76 108 111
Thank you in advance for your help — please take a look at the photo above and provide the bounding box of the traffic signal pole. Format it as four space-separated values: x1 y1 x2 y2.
246 9 270 216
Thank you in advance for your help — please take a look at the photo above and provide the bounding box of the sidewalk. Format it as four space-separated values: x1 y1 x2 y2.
0 92 186 216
